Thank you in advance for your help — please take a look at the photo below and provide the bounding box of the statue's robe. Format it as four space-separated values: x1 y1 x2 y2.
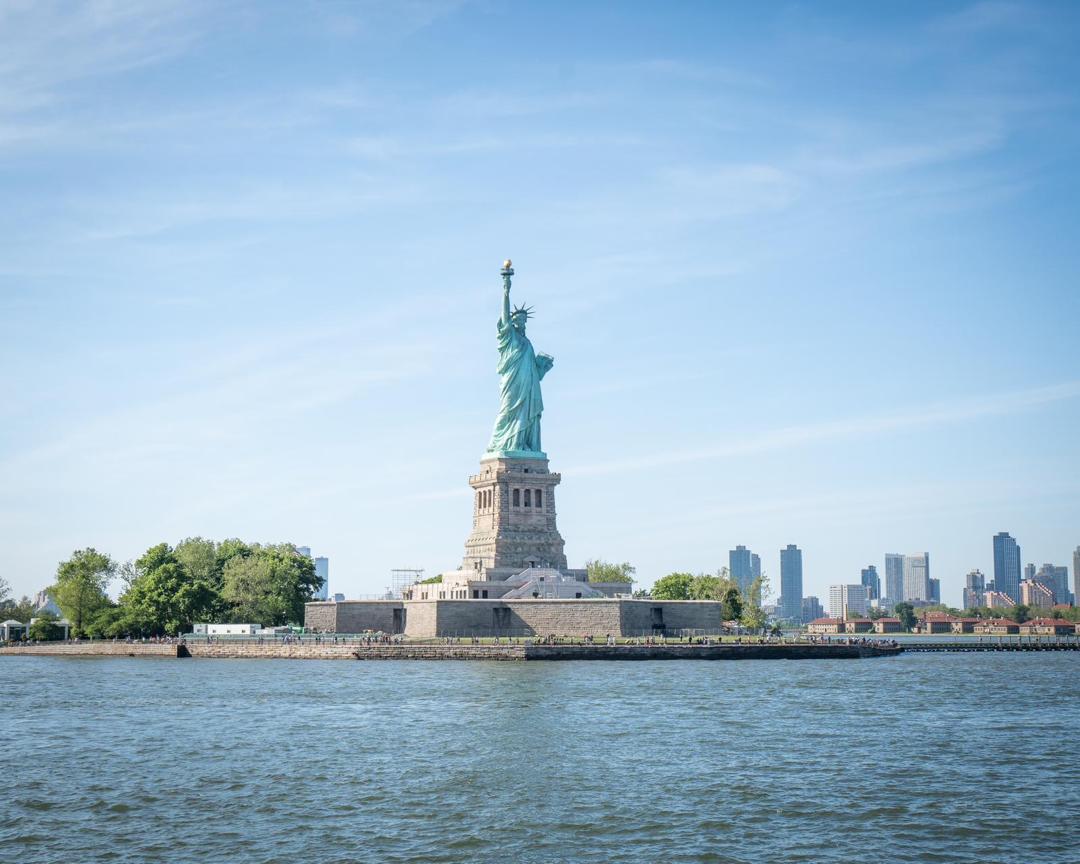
487 318 549 454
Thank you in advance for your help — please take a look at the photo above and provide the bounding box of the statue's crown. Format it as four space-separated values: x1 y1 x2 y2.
511 304 534 320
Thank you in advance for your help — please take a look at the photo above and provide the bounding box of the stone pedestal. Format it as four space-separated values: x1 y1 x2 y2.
460 455 568 581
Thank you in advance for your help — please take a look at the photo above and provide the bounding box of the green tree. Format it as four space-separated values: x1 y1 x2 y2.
719 585 743 621
1006 604 1031 623
894 602 916 632
53 548 114 637
0 595 36 623
867 607 886 620
689 574 722 599
651 572 694 600
121 543 220 635
175 537 222 587
216 538 253 576
28 611 62 641
220 544 318 625
686 571 743 620
586 560 636 584
84 604 125 639
740 573 770 633
419 574 443 584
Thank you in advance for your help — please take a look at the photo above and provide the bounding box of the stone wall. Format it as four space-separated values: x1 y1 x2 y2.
181 642 524 660
400 598 728 638
303 601 404 633
618 600 727 636
0 643 179 657
0 641 903 661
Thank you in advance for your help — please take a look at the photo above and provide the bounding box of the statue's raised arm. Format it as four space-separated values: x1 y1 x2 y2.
501 259 513 327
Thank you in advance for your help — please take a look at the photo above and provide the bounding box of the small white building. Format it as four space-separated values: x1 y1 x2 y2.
1 619 28 641
206 623 260 636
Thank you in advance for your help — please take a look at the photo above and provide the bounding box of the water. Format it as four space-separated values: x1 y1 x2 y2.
2 653 1077 864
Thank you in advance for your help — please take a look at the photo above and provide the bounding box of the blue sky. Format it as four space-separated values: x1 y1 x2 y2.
2 1 1079 607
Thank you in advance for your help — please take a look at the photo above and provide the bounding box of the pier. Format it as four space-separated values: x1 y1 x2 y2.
892 640 1079 652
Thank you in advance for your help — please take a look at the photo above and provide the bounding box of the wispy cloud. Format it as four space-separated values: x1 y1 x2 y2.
569 381 1080 477
0 0 198 113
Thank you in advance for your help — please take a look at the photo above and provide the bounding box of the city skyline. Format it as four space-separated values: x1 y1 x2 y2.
2 3 1079 608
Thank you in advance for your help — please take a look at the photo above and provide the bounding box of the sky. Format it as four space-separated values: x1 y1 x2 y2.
2 0 1079 608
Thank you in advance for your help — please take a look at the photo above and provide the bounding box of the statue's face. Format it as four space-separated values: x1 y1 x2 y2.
511 314 527 332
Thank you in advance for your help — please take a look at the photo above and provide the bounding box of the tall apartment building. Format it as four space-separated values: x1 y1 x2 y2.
884 553 905 604
929 577 941 605
1033 563 1069 605
297 546 330 601
1074 546 1080 609
860 565 880 600
729 546 760 594
963 569 986 609
314 556 330 601
984 590 1016 609
779 545 803 621
903 553 931 604
801 596 823 623
1020 579 1054 608
992 532 1022 603
829 584 869 619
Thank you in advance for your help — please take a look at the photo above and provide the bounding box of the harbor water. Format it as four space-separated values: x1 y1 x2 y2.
1 652 1077 863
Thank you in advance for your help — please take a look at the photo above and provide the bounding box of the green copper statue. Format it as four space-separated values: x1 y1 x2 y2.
487 259 554 458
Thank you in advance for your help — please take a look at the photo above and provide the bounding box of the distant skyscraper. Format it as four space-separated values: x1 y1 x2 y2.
860 565 880 600
779 545 803 621
751 553 761 581
1024 563 1036 583
929 577 940 605
1033 563 1069 605
992 533 1022 603
298 546 329 601
829 584 869 619
801 596 823 623
729 546 757 593
984 590 1016 609
1020 579 1054 608
963 570 986 610
1074 546 1080 607
884 553 904 605
903 553 931 603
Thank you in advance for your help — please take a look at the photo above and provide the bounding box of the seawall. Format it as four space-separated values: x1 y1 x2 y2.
1 642 902 660
0 642 181 657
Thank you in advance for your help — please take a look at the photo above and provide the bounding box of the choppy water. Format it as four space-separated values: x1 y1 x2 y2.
1 653 1078 864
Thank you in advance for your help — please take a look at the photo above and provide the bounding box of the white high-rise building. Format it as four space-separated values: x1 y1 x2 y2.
902 553 931 603
828 584 869 619
884 553 904 604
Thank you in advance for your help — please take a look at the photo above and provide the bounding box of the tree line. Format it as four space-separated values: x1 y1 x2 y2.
0 539 320 639
646 568 770 632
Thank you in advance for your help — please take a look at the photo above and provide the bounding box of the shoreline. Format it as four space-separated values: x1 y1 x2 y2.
0 641 907 661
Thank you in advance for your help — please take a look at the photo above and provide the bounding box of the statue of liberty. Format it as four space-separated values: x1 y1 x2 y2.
487 260 554 457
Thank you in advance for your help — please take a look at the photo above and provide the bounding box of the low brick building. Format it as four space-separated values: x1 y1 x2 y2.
807 618 844 634
973 618 1020 635
917 613 956 634
950 617 980 634
873 617 901 634
1018 618 1075 637
844 619 873 634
